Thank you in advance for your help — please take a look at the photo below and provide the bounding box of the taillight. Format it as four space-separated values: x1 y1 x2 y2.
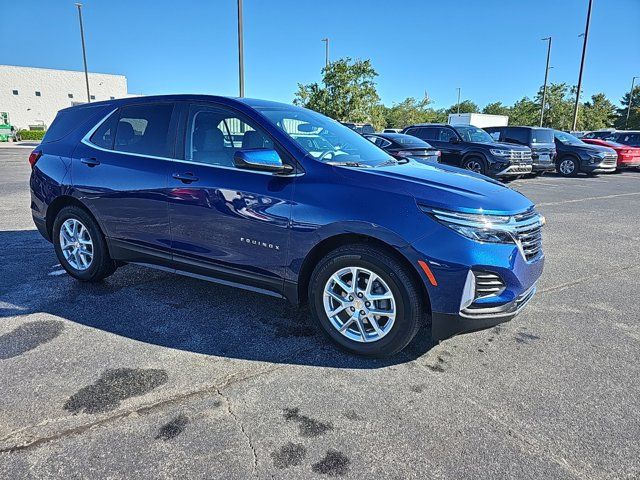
28 150 42 169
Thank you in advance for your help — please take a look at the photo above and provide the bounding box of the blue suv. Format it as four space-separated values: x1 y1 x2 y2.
30 95 544 357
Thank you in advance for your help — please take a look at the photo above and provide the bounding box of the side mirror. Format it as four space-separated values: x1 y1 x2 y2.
234 149 294 174
449 136 460 144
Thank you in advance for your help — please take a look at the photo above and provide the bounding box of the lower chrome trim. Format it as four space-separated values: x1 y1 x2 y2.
496 164 533 176
460 284 537 319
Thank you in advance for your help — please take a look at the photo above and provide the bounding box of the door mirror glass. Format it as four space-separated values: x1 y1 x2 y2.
234 149 293 173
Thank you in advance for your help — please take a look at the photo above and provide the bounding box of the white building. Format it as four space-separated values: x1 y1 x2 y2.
0 65 129 130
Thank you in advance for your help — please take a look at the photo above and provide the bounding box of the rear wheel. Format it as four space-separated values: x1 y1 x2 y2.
53 206 117 282
557 156 579 177
308 244 425 357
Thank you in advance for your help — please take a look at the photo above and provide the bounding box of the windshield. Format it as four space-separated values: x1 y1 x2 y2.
554 131 584 145
453 125 494 143
531 128 554 144
257 106 393 166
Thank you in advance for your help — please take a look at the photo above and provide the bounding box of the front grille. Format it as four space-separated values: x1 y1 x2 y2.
513 209 543 261
509 150 532 162
601 153 617 167
474 271 505 298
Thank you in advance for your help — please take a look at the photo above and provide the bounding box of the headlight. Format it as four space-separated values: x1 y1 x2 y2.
419 206 515 244
489 149 512 158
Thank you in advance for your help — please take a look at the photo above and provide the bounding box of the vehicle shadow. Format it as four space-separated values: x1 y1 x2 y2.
0 229 437 369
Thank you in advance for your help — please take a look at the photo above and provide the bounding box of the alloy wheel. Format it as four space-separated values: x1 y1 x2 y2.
559 159 576 175
465 160 483 173
59 218 94 271
323 267 396 343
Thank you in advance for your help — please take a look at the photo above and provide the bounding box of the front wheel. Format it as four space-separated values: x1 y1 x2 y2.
308 245 425 357
462 157 487 176
557 156 579 177
53 206 117 282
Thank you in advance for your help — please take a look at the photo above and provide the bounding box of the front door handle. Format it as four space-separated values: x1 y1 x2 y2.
172 172 199 184
81 157 100 167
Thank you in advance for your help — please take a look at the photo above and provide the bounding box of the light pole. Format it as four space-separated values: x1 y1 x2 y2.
625 76 639 129
540 37 552 126
456 87 461 114
237 0 244 97
321 38 329 70
572 0 593 131
75 3 91 103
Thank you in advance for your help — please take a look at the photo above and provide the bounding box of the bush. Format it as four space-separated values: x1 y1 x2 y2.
18 130 46 141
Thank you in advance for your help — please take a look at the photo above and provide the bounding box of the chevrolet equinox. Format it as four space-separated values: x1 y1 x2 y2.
30 95 544 356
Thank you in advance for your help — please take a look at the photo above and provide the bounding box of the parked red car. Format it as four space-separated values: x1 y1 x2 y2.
582 138 640 170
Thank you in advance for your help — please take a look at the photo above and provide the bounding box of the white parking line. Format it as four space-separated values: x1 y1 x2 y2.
537 191 640 206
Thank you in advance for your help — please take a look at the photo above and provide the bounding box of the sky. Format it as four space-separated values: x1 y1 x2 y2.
2 0 639 110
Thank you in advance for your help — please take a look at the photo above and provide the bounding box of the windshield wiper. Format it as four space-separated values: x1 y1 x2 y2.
327 161 370 168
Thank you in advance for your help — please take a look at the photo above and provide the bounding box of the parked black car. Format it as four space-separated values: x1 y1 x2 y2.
402 123 532 178
364 133 440 163
484 126 556 175
553 130 617 177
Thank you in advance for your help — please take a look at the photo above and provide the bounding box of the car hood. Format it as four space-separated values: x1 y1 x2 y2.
335 160 534 216
561 142 615 154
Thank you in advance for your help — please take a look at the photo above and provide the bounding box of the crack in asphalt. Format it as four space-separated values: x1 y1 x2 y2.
0 359 298 454
216 387 259 479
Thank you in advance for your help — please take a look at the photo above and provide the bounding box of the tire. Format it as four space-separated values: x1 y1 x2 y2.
53 206 117 282
308 244 425 357
462 156 487 176
557 156 579 177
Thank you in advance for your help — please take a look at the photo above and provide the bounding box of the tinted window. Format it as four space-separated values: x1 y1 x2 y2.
114 103 174 157
531 128 554 144
437 128 457 142
454 126 493 143
42 104 105 143
615 133 640 146
487 129 502 141
408 127 436 140
391 135 431 147
186 105 273 167
89 111 118 149
504 128 529 145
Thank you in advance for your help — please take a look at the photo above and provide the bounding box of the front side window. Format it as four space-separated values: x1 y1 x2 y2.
114 103 174 157
438 128 458 142
186 105 273 167
256 106 392 167
554 131 583 145
454 126 494 143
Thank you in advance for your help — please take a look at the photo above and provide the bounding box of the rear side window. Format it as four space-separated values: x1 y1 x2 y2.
89 111 118 149
531 128 554 144
114 103 175 157
407 127 435 140
504 128 529 145
42 104 105 143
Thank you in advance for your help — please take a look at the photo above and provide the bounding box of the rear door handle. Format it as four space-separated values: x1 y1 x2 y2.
81 157 100 167
172 172 199 184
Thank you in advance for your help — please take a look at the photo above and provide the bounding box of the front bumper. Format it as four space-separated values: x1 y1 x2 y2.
495 163 533 176
432 284 536 340
581 157 617 173
405 218 544 342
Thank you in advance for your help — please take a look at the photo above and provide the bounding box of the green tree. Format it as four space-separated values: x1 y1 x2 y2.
509 97 539 126
384 95 439 128
294 58 383 128
532 83 575 129
482 102 510 116
614 85 640 129
582 93 616 130
445 100 479 115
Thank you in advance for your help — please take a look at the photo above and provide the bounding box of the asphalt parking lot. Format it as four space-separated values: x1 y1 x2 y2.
1 146 639 479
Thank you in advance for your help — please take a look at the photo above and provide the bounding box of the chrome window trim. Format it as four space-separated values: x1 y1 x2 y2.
81 107 301 177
